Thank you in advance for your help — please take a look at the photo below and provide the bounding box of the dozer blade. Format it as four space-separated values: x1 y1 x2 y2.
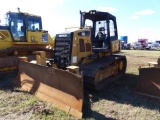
136 67 160 99
14 61 83 119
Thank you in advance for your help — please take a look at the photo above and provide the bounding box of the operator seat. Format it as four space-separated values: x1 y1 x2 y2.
92 27 109 52
96 27 105 40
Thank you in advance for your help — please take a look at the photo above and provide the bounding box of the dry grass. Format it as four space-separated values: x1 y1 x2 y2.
0 50 160 120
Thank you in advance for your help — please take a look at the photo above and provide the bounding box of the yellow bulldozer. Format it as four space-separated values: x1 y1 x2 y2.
15 10 127 119
0 8 54 71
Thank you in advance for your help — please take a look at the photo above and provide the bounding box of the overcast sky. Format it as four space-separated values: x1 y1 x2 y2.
0 0 160 42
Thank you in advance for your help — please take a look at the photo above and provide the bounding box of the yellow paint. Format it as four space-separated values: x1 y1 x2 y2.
83 58 93 64
111 40 121 52
0 66 17 72
52 64 57 68
26 31 54 46
119 60 123 70
0 30 13 49
71 29 92 65
70 28 122 66
36 51 46 65
99 52 111 57
0 30 54 50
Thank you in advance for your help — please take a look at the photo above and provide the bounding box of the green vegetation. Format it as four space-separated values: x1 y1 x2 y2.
0 50 160 120
120 50 160 57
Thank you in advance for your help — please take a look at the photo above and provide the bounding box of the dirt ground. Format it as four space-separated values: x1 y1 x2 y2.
0 50 160 120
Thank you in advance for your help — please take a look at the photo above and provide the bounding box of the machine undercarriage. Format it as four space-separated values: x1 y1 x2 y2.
81 55 126 90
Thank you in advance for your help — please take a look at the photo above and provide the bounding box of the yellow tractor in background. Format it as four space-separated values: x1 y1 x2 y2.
0 8 54 71
15 10 127 119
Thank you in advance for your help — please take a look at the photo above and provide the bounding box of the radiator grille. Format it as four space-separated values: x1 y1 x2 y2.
54 33 73 68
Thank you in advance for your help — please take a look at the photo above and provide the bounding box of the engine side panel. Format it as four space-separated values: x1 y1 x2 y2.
26 30 53 46
54 29 92 68
0 29 54 71
0 30 13 49
71 29 92 66
111 40 122 53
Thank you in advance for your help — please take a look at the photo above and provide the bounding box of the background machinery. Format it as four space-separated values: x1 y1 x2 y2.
0 9 54 71
15 10 127 118
136 58 160 100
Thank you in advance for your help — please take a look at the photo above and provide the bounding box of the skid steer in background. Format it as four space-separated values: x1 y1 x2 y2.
15 10 127 119
0 8 54 71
